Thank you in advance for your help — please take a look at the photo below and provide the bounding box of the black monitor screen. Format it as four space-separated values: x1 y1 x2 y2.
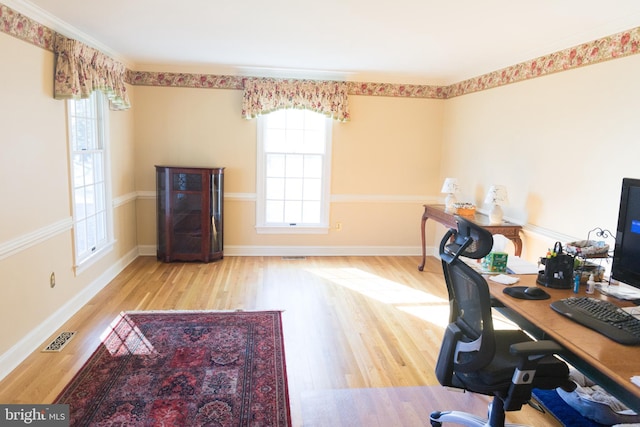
611 178 640 289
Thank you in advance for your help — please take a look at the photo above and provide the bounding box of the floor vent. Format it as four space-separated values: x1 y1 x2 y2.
282 256 307 260
42 331 76 352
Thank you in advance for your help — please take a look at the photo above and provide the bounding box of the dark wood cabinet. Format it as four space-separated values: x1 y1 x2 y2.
156 166 224 262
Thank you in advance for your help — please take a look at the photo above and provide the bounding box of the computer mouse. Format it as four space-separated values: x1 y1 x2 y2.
524 286 546 297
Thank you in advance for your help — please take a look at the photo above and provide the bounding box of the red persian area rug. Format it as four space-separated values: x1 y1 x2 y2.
54 310 291 426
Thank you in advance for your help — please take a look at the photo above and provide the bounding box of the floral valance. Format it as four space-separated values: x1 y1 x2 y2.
242 77 350 121
53 34 130 110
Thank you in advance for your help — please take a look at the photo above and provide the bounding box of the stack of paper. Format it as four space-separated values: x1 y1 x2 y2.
597 283 640 301
506 256 539 275
489 274 520 285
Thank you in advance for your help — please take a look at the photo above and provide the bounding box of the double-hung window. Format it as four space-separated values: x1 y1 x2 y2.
67 91 113 270
256 109 332 234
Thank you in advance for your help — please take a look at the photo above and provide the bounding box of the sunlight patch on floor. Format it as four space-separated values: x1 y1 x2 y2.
306 267 449 327
306 267 524 331
492 309 520 331
306 267 446 305
397 304 451 328
100 312 157 356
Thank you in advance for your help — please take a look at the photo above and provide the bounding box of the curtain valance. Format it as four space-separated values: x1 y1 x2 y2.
242 77 350 121
53 34 130 110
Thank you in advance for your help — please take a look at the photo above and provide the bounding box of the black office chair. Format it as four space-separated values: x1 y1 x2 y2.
430 216 575 427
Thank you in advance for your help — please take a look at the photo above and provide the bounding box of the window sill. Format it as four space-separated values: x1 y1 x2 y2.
256 225 329 235
74 240 116 276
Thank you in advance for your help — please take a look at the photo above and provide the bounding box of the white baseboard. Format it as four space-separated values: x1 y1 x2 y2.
141 244 433 257
0 247 139 382
223 245 425 257
140 243 426 257
138 245 156 256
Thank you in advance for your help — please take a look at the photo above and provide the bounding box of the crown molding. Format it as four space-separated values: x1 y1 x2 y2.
1 0 131 66
1 1 639 99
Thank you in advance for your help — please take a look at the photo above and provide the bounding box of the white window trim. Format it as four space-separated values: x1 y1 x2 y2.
67 92 115 274
74 239 116 275
255 225 330 234
255 112 332 234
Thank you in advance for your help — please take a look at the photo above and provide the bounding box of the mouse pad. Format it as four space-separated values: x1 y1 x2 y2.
503 286 550 300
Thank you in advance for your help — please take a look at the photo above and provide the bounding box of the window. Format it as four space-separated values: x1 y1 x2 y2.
256 109 332 234
67 91 113 269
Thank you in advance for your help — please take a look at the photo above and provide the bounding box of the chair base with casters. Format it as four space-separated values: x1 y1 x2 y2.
430 216 575 427
430 407 529 427
430 397 532 427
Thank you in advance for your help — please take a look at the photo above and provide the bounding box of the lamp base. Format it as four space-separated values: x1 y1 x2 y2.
445 194 457 212
489 204 503 224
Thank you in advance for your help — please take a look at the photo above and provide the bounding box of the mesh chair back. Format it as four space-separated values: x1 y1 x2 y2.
438 217 497 376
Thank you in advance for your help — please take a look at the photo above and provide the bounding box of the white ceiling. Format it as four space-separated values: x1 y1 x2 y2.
7 0 640 85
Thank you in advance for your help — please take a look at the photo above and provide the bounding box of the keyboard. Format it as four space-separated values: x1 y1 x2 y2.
550 297 640 345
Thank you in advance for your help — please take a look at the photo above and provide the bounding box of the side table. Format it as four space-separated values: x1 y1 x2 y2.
418 204 523 271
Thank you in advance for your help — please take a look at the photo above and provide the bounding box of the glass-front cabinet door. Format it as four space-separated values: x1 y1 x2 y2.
210 170 224 257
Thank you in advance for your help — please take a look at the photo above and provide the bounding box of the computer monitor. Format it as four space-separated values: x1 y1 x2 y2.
611 177 640 289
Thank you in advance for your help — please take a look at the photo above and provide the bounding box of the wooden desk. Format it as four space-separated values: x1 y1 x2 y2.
418 204 523 271
489 275 640 411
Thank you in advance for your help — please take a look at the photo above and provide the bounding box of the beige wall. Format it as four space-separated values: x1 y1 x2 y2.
133 87 444 253
0 34 67 242
3 20 640 377
0 32 137 368
441 54 640 262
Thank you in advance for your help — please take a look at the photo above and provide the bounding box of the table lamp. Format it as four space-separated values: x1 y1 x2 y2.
441 178 459 212
485 185 508 224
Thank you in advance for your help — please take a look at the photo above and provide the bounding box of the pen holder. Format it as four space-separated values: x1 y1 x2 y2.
537 242 574 289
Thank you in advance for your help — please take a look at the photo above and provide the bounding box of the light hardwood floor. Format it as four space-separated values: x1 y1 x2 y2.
0 255 561 426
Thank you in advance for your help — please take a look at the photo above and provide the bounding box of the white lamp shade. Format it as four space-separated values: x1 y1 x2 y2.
441 178 459 194
484 185 508 205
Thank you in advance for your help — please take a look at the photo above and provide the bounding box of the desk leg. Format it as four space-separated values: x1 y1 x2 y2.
512 237 523 257
418 214 428 271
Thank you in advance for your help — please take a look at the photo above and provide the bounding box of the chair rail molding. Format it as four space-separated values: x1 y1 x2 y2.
0 217 72 261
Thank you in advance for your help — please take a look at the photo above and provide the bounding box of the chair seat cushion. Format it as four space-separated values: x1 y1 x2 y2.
456 329 570 395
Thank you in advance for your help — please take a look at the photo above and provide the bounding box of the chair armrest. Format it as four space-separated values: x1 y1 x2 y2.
504 339 574 410
510 340 568 375
510 340 564 357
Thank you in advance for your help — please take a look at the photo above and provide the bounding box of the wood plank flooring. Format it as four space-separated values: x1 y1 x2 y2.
0 256 561 426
